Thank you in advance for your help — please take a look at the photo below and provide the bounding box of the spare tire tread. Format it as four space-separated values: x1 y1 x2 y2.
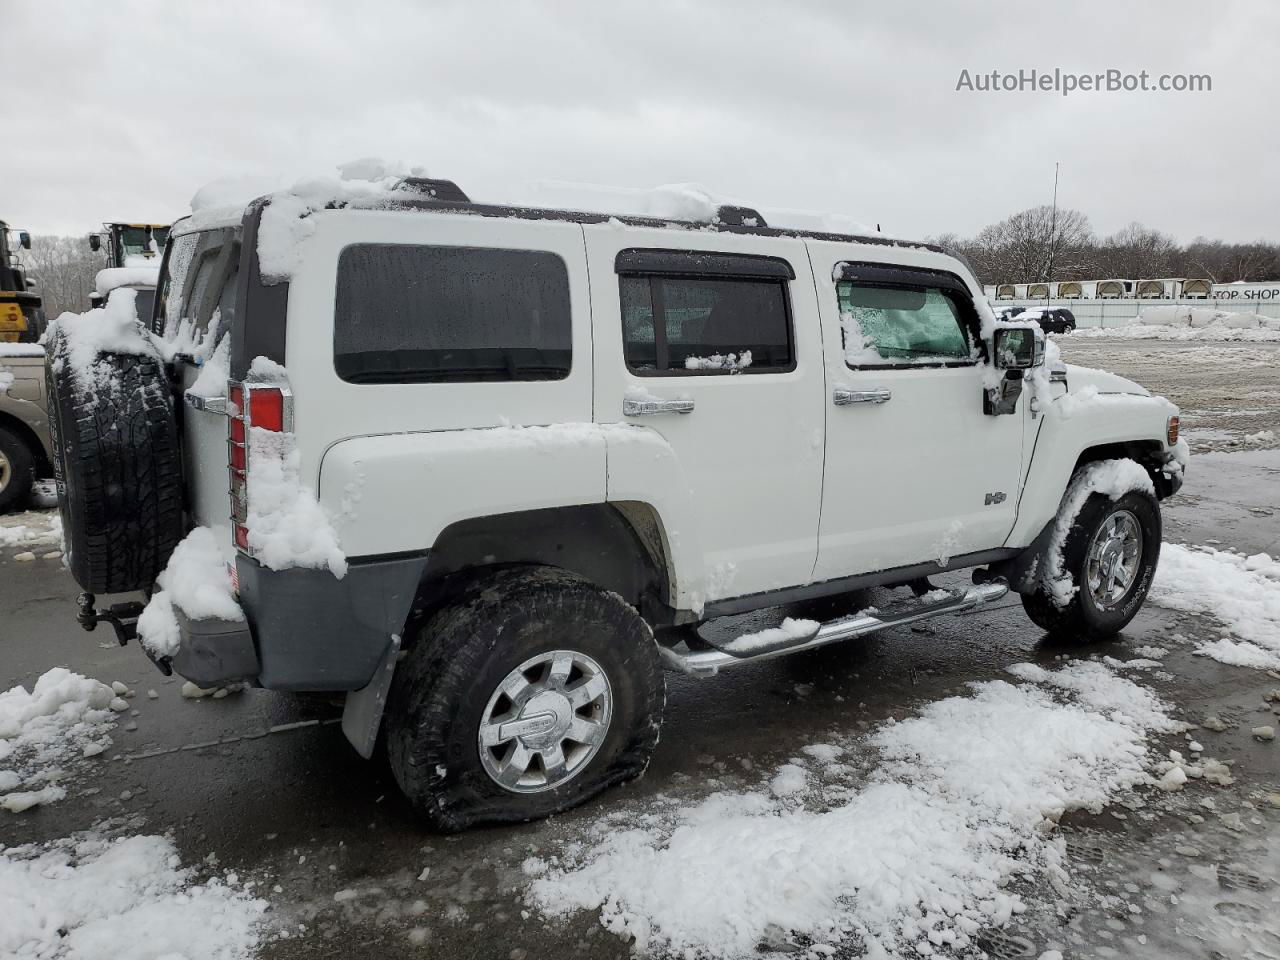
47 340 185 594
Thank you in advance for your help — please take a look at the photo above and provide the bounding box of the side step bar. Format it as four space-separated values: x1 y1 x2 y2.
660 582 1009 677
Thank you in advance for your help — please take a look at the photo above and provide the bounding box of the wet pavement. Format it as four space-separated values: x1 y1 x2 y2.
2 339 1279 959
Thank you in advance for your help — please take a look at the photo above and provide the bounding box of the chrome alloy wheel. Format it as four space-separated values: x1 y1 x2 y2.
478 650 613 794
0 448 10 492
1085 509 1143 608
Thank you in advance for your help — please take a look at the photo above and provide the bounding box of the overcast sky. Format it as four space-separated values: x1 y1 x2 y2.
4 0 1274 242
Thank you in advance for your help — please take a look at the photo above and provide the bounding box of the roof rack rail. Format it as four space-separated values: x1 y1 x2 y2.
399 178 470 203
714 205 767 228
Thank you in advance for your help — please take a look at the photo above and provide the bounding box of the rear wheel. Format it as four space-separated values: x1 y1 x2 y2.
0 426 35 514
1022 489 1161 640
385 566 665 831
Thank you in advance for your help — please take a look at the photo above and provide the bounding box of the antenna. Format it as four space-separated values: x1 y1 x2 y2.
1045 161 1060 283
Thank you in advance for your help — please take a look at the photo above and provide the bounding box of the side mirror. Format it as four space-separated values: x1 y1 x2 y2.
992 326 1045 370
18 231 30 250
89 234 101 252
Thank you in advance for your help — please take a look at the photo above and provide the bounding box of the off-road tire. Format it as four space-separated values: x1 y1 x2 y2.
1021 489 1161 640
0 425 35 513
386 565 665 831
44 333 185 593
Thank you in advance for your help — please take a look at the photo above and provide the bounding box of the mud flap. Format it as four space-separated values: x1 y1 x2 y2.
341 633 401 759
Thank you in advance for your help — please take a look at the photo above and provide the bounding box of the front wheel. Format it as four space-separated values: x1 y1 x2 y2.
1022 488 1161 640
385 566 665 831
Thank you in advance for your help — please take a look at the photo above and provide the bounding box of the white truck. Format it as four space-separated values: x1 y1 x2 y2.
45 177 1186 830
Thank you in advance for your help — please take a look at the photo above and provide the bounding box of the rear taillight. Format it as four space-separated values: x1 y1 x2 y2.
227 378 293 557
247 387 287 433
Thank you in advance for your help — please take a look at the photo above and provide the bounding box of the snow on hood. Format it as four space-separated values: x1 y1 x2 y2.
1062 364 1149 397
94 266 160 296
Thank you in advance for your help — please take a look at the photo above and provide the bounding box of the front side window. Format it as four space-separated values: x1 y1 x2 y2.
335 244 572 384
619 274 793 374
837 283 971 367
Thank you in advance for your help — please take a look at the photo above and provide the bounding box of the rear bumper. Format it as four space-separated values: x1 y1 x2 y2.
168 552 427 691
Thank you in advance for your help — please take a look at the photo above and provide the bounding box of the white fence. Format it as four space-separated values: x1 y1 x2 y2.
991 297 1280 329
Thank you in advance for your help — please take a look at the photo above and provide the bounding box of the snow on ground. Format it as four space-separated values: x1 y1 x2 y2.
1069 319 1280 343
0 668 119 812
0 509 62 550
524 659 1177 958
0 830 268 959
1150 543 1280 670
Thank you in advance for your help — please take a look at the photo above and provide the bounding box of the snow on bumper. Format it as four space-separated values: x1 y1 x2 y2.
152 551 425 693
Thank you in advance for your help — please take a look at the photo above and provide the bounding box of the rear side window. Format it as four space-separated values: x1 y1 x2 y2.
335 244 572 384
837 283 971 367
618 270 794 374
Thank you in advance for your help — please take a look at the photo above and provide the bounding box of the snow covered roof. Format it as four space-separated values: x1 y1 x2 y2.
177 162 934 265
94 265 160 296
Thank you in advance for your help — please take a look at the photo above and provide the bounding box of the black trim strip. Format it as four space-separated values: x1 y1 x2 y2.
615 248 796 280
701 548 1020 618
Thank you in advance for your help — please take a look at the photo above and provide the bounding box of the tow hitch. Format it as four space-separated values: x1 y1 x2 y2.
75 592 172 676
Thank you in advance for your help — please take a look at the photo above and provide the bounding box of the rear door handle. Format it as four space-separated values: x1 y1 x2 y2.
833 387 891 406
623 397 695 416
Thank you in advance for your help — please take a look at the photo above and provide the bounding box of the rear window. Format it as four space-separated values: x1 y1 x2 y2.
334 244 572 384
155 228 240 347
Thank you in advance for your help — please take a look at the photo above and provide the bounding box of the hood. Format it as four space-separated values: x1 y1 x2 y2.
1062 364 1149 397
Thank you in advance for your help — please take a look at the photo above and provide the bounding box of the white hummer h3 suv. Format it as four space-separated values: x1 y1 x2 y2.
47 178 1186 830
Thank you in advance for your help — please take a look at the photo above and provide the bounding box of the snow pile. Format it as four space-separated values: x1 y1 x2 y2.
42 288 160 390
242 425 347 577
0 511 61 549
94 265 160 296
0 831 268 958
524 180 880 235
0 343 46 358
256 166 416 282
187 334 231 398
137 527 245 659
1150 543 1280 670
684 351 752 372
730 617 820 653
0 669 117 812
1039 459 1154 607
524 660 1174 957
1073 311 1280 342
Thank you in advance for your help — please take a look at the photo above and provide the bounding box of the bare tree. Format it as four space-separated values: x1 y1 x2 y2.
23 235 103 317
1103 222 1178 279
971 206 1094 283
940 211 1278 286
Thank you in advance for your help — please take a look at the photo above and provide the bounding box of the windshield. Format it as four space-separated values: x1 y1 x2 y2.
118 225 171 260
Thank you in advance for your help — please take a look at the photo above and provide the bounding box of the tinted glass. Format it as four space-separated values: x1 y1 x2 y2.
156 230 239 345
620 275 792 374
335 244 572 384
837 283 970 366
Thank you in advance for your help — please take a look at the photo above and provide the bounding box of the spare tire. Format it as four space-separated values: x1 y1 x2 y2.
44 331 185 594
